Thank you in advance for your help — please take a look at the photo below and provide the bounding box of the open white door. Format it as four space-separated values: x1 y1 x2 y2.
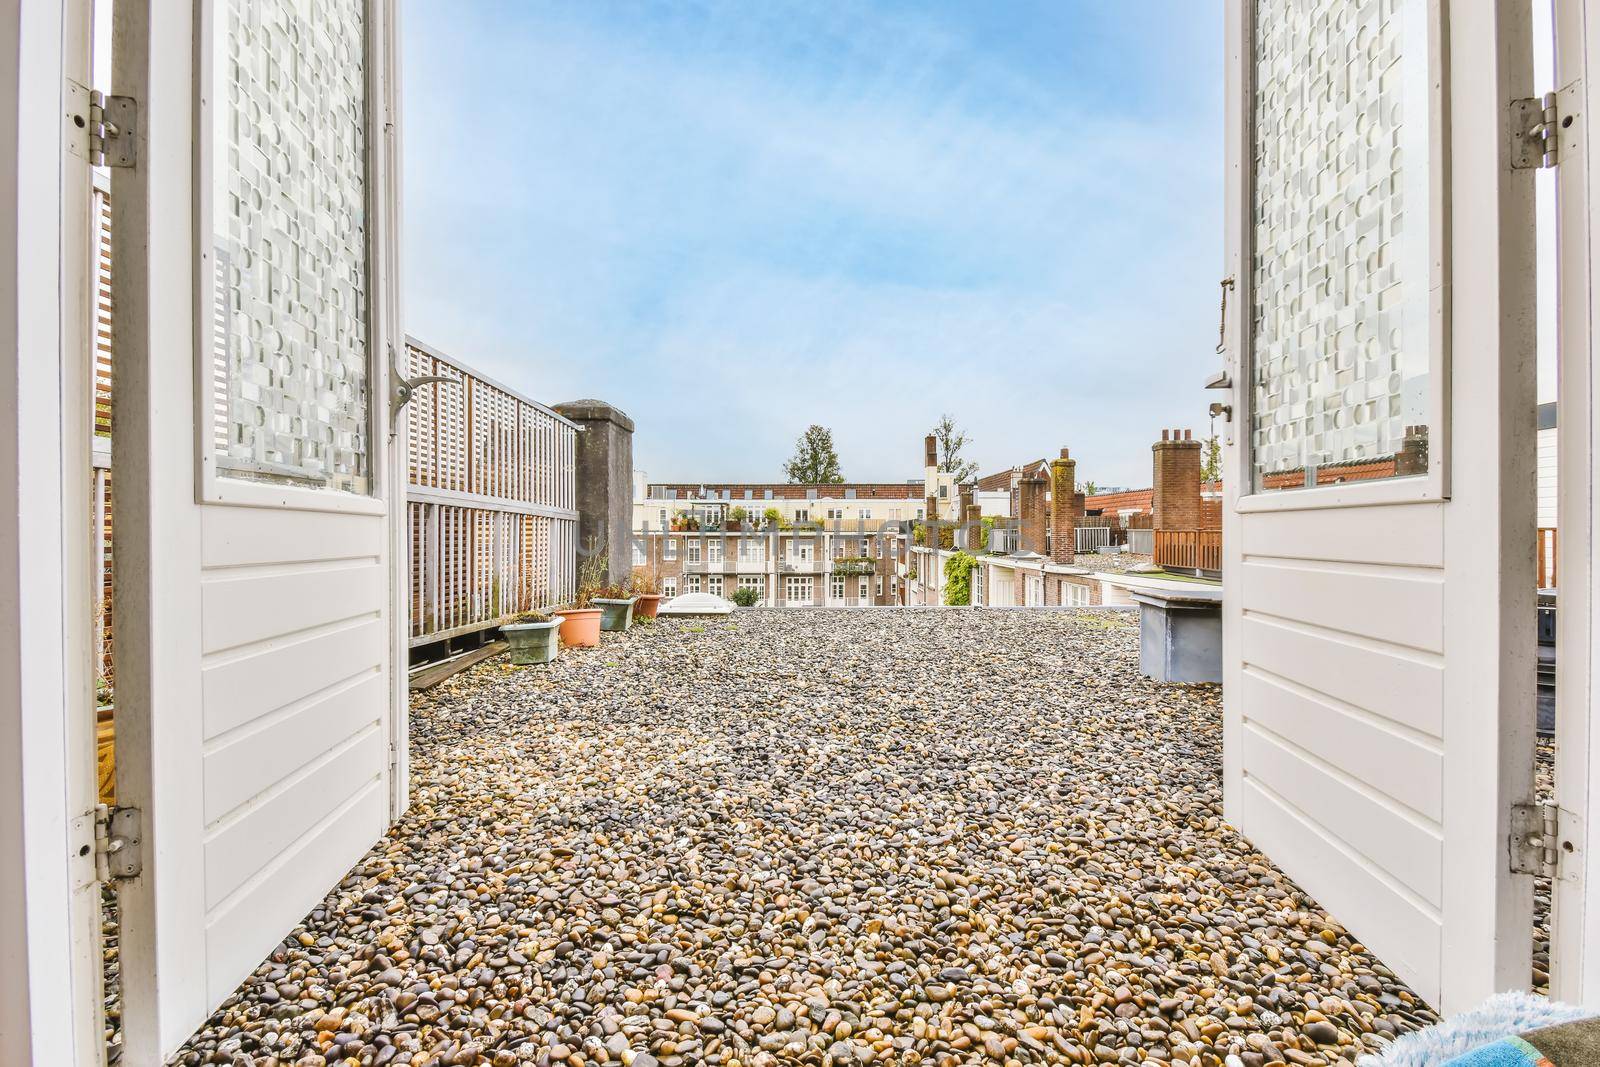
1220 0 1538 1014
110 0 406 1060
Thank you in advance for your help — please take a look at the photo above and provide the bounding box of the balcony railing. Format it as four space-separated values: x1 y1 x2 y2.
1153 529 1222 575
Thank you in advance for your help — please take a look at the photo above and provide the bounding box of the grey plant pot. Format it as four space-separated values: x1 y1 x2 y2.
593 597 637 632
502 616 564 665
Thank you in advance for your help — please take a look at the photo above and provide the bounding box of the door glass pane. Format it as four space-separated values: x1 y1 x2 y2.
210 0 369 493
1251 0 1433 492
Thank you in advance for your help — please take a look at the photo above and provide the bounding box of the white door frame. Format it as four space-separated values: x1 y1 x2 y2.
1551 0 1600 1005
0 2 104 1063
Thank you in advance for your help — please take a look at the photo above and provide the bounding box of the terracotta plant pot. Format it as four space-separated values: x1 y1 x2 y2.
633 593 662 619
557 607 602 648
502 616 564 665
594 596 637 632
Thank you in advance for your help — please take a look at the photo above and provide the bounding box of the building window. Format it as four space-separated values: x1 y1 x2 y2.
786 575 814 605
738 575 764 598
859 577 869 601
791 539 813 561
685 575 700 594
830 575 845 600
1062 581 1089 607
860 509 871 520
658 508 668 528
664 538 677 561
687 541 701 563
793 509 808 523
663 577 677 598
739 538 763 562
632 541 646 566
706 538 724 563
707 575 724 598
874 576 883 597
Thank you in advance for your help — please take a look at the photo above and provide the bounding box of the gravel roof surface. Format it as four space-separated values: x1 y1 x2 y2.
166 609 1437 1066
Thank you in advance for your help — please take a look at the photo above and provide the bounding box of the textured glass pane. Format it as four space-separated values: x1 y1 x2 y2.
211 0 369 493
1251 0 1432 492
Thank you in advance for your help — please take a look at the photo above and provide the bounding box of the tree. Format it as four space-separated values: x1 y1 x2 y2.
1201 434 1222 483
783 425 846 484
931 414 979 483
1083 480 1099 496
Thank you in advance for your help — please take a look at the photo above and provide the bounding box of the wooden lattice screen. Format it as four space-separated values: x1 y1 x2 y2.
404 338 579 645
92 175 114 689
88 184 578 675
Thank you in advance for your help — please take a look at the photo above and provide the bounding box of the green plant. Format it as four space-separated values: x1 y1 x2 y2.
631 570 660 595
943 551 977 606
906 566 918 581
762 506 783 528
731 586 761 607
727 506 749 524
593 583 633 600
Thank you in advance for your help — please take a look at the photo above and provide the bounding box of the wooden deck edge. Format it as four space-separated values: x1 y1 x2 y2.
408 641 508 691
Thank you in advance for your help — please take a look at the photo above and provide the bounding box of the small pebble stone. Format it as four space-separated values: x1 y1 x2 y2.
149 610 1451 1066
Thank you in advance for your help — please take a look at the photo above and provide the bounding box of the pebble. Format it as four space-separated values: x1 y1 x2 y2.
150 609 1445 1066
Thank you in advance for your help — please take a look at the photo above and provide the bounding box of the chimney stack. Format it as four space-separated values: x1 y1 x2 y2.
924 434 938 470
1050 448 1077 565
1152 428 1203 532
1019 476 1047 555
1394 424 1430 477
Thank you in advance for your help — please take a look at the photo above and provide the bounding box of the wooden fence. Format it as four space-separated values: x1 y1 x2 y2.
1154 529 1223 574
404 338 579 646
1538 526 1558 589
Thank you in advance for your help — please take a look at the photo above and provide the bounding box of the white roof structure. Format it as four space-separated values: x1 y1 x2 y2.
657 592 735 617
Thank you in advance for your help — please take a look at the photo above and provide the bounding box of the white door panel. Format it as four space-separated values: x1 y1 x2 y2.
1239 616 1445 736
1222 0 1536 1013
111 0 405 1057
1239 667 1443 821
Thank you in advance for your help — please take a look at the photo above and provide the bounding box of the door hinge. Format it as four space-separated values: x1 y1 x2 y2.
90 91 137 168
94 804 143 882
1513 83 1582 170
1511 800 1581 879
67 80 136 168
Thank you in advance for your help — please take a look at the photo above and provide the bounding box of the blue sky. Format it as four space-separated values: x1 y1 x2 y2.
403 1 1223 488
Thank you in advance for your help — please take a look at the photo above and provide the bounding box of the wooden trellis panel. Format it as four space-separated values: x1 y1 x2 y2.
403 338 578 646
84 195 578 670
